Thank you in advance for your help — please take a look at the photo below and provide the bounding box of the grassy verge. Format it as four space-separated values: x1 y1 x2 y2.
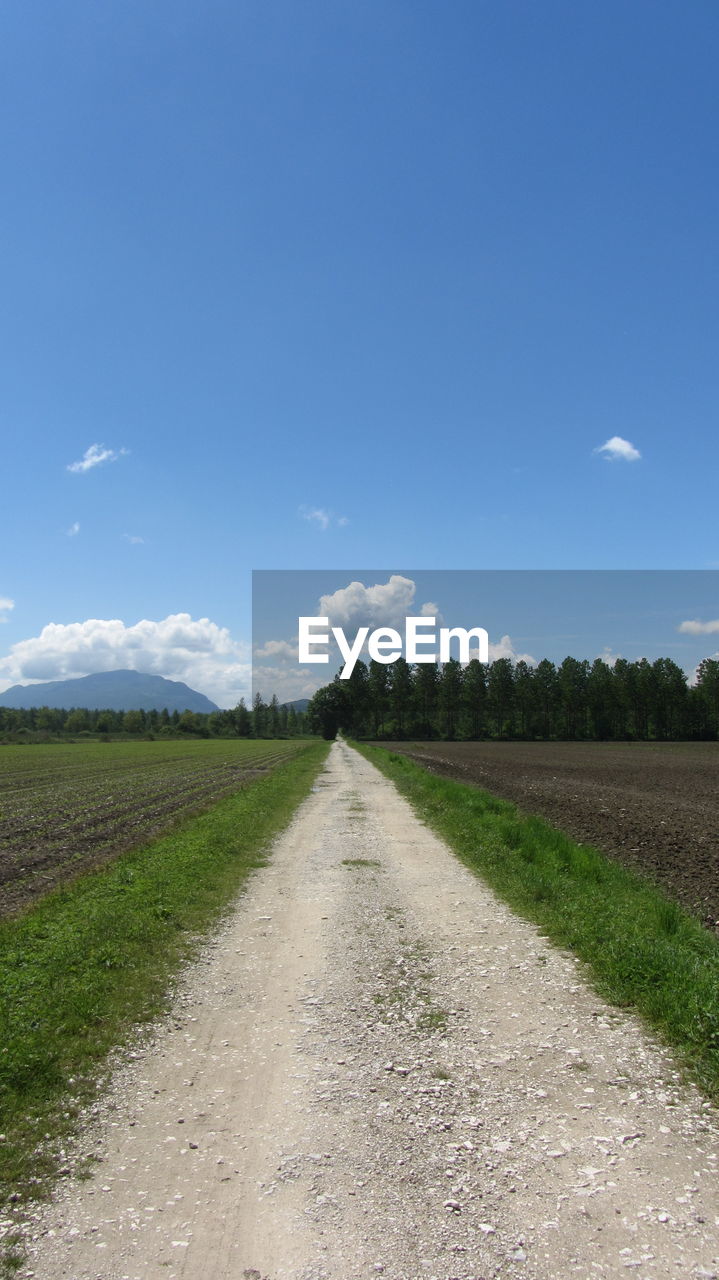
354 742 719 1101
0 741 329 1221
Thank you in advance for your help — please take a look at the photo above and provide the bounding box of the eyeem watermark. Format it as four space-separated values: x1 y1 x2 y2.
299 616 489 679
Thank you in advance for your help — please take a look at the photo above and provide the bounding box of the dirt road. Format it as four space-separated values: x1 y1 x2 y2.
21 741 719 1279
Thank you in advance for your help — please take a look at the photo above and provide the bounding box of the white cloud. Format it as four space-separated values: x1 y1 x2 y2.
252 664 326 703
458 635 536 665
0 597 15 624
303 507 330 530
678 618 719 635
594 436 641 463
66 522 80 537
67 444 128 474
597 646 621 666
253 639 299 660
487 634 536 665
420 600 442 621
0 613 250 708
319 575 440 630
299 506 349 531
123 533 145 545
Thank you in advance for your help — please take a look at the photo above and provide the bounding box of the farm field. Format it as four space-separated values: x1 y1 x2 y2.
381 740 719 927
0 738 311 919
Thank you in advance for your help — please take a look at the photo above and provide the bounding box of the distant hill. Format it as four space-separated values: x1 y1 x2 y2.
282 698 310 713
0 670 219 713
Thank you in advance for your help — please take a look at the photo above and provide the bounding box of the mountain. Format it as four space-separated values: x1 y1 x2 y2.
282 698 310 713
0 670 219 713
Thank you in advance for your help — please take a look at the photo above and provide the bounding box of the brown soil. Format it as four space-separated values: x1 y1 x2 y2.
383 741 719 927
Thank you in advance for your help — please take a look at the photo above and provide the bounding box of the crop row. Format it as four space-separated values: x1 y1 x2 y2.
0 738 311 918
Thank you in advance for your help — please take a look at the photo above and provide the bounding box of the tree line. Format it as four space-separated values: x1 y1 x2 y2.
0 695 308 741
307 655 719 741
6 656 719 744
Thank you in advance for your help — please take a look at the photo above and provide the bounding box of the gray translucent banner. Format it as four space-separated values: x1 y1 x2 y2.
251 569 719 705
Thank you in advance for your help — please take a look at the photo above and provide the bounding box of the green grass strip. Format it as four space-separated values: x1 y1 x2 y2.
0 740 329 1209
354 742 719 1101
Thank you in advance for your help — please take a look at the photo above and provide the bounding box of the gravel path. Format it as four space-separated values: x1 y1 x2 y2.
19 740 719 1279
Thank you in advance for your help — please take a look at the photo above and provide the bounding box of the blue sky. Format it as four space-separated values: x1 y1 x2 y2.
2 2 719 705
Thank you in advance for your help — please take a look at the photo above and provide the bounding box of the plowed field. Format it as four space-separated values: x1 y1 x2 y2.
382 740 719 927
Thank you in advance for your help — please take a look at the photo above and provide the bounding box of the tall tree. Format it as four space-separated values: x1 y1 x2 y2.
413 662 440 737
389 658 413 737
695 658 719 737
252 691 266 738
533 659 558 738
438 658 463 739
629 658 654 739
487 658 515 738
235 698 252 736
611 659 632 738
513 660 535 738
122 708 144 734
368 659 390 737
461 659 487 738
268 694 281 738
651 657 689 739
307 679 350 739
587 658 616 739
558 657 589 738
346 660 371 736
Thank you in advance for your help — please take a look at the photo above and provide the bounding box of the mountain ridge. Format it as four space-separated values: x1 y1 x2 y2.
0 670 219 713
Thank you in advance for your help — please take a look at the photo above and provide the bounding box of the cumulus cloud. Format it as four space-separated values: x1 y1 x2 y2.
678 618 719 635
66 522 80 537
594 436 641 462
252 665 327 703
299 506 349 531
253 639 299 661
597 646 622 666
318 575 440 630
67 444 128 474
436 633 534 666
420 601 441 618
0 613 250 708
123 533 145 545
485 635 535 665
0 597 15 623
